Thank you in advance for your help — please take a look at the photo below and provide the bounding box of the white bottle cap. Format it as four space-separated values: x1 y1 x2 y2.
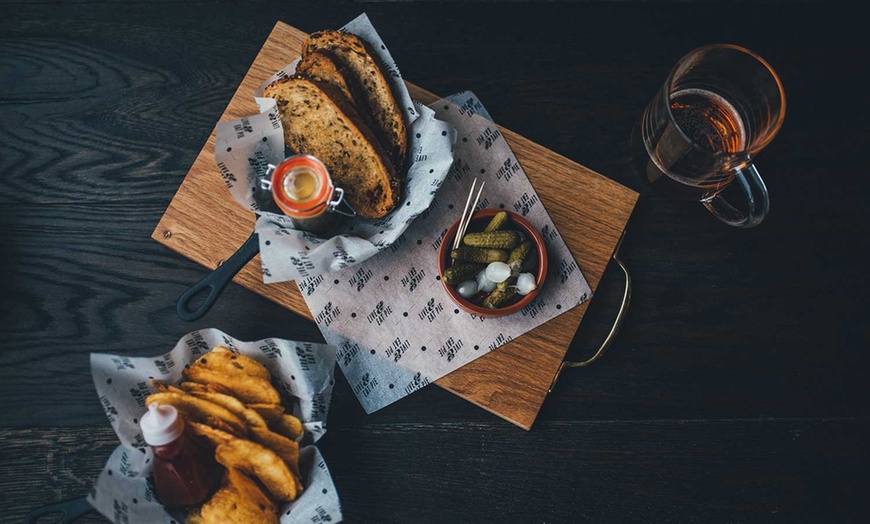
140 402 185 446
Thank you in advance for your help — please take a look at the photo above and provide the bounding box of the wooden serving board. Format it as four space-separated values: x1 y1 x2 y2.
152 21 638 430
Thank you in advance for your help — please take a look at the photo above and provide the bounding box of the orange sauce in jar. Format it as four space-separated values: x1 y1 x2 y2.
269 155 342 236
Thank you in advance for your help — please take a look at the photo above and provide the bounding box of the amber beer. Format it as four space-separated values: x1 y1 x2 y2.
669 89 746 160
636 88 749 194
633 45 785 227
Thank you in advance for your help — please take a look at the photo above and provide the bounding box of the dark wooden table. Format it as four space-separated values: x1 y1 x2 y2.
2 2 867 523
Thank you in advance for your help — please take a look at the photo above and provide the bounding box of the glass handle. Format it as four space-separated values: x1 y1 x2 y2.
702 164 770 228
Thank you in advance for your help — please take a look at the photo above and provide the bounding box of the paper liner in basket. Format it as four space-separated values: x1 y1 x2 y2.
87 328 342 524
213 13 456 283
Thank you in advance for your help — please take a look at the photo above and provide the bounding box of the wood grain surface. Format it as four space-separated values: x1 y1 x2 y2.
1 2 867 523
5 417 869 523
151 20 638 430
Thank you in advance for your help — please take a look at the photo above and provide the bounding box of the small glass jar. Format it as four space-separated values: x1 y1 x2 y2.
260 155 354 237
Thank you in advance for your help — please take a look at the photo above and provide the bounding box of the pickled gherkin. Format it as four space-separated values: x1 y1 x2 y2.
507 241 534 274
483 286 517 308
483 211 509 232
442 263 485 285
450 247 509 264
462 230 520 249
496 275 516 291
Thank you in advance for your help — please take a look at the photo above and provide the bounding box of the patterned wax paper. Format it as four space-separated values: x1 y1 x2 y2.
297 92 593 413
87 329 342 523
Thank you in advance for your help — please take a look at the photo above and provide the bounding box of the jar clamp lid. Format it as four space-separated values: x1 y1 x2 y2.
259 155 356 218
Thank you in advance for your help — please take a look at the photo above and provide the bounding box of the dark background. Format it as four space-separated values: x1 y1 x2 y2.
1 1 867 523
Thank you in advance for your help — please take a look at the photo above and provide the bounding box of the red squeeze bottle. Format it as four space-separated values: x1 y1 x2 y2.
139 402 222 509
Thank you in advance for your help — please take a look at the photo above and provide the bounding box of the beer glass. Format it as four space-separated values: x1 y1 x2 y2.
635 44 785 227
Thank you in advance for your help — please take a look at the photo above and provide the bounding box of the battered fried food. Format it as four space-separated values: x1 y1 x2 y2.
200 468 279 524
225 467 278 515
192 422 302 498
176 381 272 431
247 403 285 421
248 426 301 478
178 381 209 394
179 381 233 396
151 380 186 395
145 391 247 437
187 389 269 430
186 507 206 524
183 365 281 405
190 346 272 381
214 439 299 502
188 421 236 448
248 404 304 442
227 468 278 512
147 346 307 523
272 414 305 442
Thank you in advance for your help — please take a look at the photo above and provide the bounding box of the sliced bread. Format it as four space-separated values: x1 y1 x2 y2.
302 30 408 172
295 51 357 109
263 75 399 219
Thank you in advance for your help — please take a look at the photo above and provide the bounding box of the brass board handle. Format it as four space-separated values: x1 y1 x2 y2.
548 230 631 393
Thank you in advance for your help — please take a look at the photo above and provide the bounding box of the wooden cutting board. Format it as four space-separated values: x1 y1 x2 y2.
151 20 638 430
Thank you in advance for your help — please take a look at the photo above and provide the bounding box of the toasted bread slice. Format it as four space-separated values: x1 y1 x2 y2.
263 75 399 219
302 30 408 171
296 51 357 108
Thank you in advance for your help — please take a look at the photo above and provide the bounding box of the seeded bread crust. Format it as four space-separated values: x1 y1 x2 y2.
302 30 408 172
295 51 357 108
263 76 399 219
